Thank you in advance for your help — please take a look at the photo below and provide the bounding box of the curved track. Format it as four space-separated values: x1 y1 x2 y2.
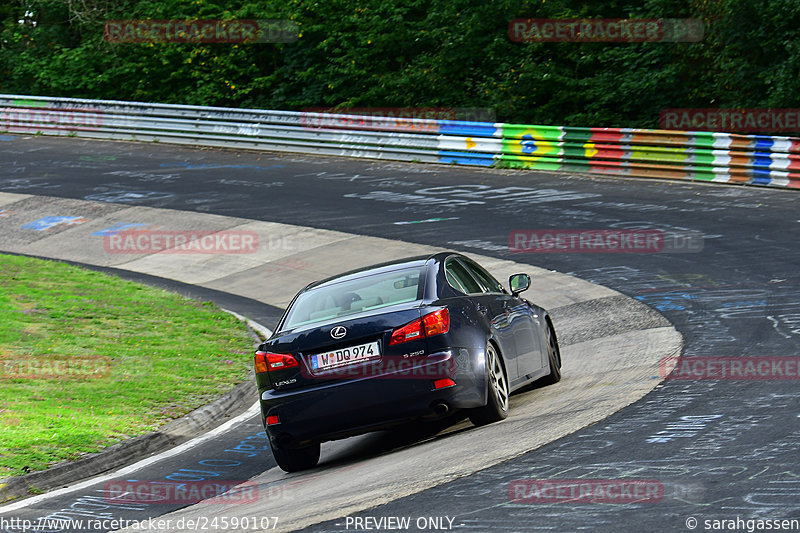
0 190 676 532
1 136 799 532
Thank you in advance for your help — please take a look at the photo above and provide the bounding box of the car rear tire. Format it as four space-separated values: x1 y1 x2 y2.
540 320 562 385
270 441 320 473
469 343 510 427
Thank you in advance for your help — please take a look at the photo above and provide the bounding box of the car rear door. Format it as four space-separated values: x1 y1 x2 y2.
444 257 520 383
460 258 545 380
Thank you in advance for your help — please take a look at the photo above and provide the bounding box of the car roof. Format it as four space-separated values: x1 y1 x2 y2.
302 251 457 292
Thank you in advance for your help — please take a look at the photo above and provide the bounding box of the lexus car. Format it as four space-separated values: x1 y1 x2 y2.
255 252 561 472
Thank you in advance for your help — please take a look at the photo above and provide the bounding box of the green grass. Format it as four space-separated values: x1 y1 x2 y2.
0 254 257 479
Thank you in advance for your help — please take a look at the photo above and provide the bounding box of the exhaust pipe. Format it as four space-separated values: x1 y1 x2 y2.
432 401 449 417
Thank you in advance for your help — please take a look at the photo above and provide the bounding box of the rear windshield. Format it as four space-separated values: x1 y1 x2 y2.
282 266 426 329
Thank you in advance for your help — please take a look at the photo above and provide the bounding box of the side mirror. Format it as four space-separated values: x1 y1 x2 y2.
509 273 530 297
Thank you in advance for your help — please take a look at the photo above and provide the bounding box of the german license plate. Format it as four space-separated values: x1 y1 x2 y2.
309 341 380 371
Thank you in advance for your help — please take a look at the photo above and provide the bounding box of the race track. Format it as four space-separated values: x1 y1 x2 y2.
0 136 798 532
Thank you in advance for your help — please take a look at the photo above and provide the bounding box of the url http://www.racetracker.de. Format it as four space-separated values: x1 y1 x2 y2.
0 515 280 531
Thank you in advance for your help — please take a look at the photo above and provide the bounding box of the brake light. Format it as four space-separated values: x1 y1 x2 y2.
266 414 280 425
254 350 299 374
390 308 450 345
390 318 423 345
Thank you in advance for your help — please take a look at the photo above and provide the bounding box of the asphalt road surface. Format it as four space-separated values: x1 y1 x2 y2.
1 136 799 532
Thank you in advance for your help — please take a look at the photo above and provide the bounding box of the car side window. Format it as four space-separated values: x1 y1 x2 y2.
462 259 506 294
445 269 467 294
445 258 483 294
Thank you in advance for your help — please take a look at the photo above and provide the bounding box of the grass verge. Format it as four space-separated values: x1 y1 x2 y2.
0 254 256 479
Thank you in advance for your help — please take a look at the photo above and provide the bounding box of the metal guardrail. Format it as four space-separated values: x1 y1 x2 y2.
1 94 798 189
500 125 800 188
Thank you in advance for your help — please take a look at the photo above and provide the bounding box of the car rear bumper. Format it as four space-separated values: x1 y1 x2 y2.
259 348 485 446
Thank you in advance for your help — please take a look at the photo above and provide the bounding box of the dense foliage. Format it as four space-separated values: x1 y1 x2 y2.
1 0 798 127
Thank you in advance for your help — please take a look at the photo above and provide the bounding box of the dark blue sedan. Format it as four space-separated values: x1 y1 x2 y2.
254 252 561 471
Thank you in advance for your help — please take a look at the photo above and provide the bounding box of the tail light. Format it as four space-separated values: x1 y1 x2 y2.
255 350 299 374
390 318 423 345
423 308 450 337
390 308 450 345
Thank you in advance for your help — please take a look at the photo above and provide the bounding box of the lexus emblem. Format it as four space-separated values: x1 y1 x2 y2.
330 326 347 339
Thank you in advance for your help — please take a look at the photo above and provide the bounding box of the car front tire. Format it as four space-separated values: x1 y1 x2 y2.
540 320 562 385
